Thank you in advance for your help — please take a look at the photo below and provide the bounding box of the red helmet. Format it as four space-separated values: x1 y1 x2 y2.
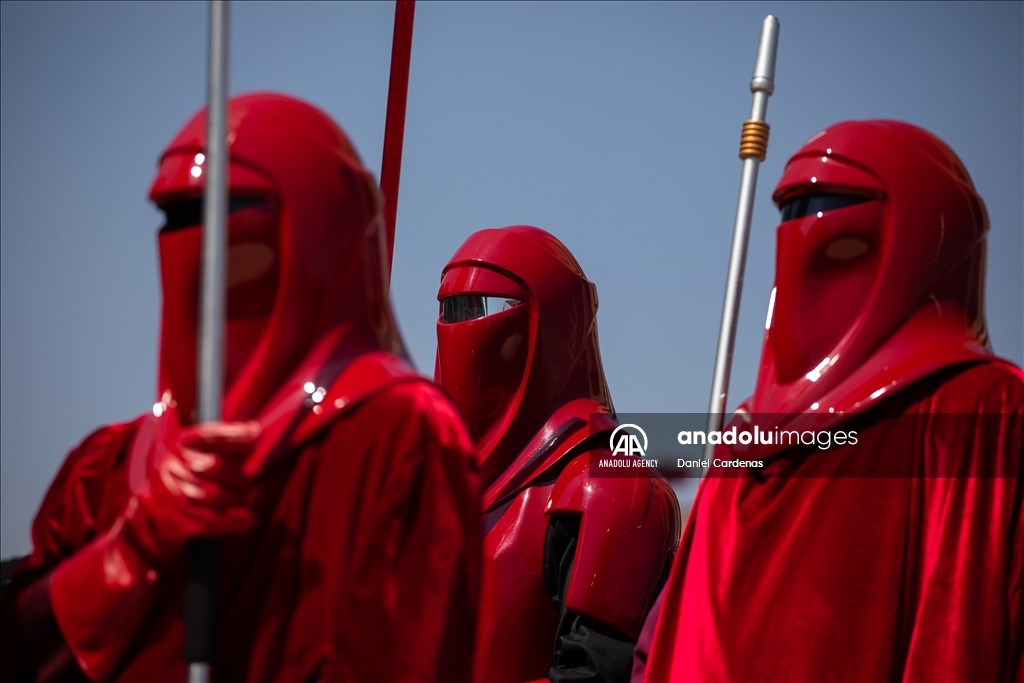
751 120 992 422
149 93 403 424
435 226 613 483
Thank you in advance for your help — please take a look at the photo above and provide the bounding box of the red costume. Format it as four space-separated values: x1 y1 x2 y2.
1 93 479 682
637 121 1023 682
435 226 681 683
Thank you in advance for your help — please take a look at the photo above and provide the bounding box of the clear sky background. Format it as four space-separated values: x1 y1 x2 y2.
2 1 1021 557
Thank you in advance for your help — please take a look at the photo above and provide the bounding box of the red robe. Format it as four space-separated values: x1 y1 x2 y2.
3 94 480 683
2 373 479 682
642 362 1023 682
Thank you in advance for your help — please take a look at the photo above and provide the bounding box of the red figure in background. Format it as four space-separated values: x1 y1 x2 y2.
1 93 479 683
435 226 681 683
637 121 1023 682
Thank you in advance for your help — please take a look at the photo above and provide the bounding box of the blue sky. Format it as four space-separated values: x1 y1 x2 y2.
2 1 1021 556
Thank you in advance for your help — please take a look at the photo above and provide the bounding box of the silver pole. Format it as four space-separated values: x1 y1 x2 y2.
188 663 212 683
704 16 779 462
188 2 228 682
198 0 229 426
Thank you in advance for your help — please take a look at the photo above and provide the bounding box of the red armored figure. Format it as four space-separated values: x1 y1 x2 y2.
435 226 681 683
638 121 1023 682
1 93 480 682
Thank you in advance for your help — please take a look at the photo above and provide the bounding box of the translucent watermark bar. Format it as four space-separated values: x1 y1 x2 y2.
589 413 1021 479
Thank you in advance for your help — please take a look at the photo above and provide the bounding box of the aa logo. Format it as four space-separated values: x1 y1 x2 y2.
609 424 648 457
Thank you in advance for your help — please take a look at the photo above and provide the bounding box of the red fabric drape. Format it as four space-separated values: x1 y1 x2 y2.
642 362 1023 683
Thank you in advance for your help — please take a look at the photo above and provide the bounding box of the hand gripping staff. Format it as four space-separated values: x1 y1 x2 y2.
704 16 779 464
186 2 229 682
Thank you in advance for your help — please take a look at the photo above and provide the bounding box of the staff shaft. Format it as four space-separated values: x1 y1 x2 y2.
704 16 779 462
198 0 229 427
187 1 229 681
381 0 416 281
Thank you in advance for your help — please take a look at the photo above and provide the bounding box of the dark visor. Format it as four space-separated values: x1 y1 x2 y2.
779 194 870 222
441 295 523 323
159 196 264 233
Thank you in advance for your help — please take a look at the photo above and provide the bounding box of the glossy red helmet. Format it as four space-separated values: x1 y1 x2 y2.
149 93 402 424
435 226 613 483
752 120 991 421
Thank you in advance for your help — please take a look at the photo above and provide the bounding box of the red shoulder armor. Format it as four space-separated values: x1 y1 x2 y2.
244 350 422 477
545 453 681 638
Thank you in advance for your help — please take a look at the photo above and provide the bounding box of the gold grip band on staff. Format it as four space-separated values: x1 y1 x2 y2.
739 120 770 161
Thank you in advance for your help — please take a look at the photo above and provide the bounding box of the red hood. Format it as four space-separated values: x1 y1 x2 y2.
748 120 993 429
149 92 404 424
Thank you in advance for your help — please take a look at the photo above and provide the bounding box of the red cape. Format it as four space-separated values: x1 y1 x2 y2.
642 361 1023 682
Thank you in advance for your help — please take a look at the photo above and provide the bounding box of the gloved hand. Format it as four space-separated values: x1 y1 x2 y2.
49 421 260 680
122 421 259 566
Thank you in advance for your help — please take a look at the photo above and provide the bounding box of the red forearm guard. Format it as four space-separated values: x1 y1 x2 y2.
546 453 681 638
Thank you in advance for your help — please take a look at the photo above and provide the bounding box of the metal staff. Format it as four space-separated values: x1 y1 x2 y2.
380 0 416 281
704 16 779 463
186 1 229 681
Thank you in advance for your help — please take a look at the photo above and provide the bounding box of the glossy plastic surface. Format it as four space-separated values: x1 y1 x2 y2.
482 398 612 512
473 399 605 683
149 93 404 426
476 440 681 682
436 270 529 444
476 484 560 683
437 227 680 680
751 120 993 428
547 453 680 638
436 226 612 485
